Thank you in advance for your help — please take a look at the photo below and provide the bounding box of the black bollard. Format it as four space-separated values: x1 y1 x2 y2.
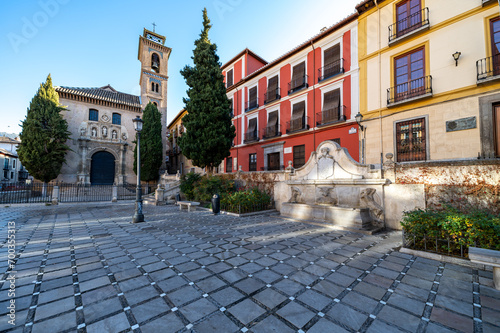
211 194 220 215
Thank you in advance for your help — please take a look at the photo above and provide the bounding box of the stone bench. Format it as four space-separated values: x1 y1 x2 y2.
177 201 200 212
469 247 500 290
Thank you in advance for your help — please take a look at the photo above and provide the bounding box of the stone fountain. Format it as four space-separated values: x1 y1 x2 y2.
274 141 389 233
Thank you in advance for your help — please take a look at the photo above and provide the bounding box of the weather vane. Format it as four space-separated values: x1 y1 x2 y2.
152 22 156 32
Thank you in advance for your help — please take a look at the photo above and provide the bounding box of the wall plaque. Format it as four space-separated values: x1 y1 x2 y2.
284 147 292 154
446 116 476 132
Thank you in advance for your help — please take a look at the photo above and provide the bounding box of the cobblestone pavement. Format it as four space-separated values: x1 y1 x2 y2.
0 203 499 333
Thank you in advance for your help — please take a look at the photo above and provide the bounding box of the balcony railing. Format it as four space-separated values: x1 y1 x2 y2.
477 54 500 83
316 106 346 126
288 75 309 95
388 8 429 44
318 59 344 82
286 116 309 134
387 75 432 106
264 88 281 104
262 125 282 139
245 98 259 112
244 130 259 143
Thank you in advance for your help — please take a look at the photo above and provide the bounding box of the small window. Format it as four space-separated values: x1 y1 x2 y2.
226 157 232 173
293 145 306 168
156 83 159 93
4 158 9 169
396 118 426 162
12 160 16 169
3 170 7 178
89 109 98 121
249 153 257 171
112 113 121 125
227 69 234 88
10 172 13 179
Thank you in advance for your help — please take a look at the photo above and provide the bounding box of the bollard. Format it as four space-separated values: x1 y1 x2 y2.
211 194 220 215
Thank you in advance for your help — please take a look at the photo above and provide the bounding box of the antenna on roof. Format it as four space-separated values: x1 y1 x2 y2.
320 27 327 32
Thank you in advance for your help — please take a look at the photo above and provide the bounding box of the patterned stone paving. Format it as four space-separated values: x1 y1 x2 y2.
0 202 499 333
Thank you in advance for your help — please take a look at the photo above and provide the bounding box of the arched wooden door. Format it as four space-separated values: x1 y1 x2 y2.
90 151 115 185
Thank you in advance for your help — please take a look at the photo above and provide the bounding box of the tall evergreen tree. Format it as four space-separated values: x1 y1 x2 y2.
179 8 235 173
18 74 70 183
133 102 163 182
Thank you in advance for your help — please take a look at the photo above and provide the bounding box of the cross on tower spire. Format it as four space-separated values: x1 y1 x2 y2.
152 22 156 32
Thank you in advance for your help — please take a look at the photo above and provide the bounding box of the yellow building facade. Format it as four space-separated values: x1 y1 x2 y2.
357 0 500 165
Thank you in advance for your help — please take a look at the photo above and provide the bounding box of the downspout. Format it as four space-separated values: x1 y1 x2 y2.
375 0 384 173
310 41 316 152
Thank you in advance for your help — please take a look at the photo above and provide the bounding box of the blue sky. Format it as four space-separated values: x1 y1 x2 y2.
0 0 360 134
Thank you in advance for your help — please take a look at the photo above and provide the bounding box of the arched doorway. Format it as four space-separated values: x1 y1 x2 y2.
90 151 115 185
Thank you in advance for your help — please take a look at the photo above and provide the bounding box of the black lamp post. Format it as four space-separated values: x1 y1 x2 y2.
132 116 144 223
355 112 364 131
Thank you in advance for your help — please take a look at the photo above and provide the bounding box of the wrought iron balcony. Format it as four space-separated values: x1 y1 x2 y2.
318 59 344 82
245 98 259 112
264 88 281 104
388 8 429 44
286 116 310 134
316 106 346 126
477 54 500 83
244 130 259 143
288 75 308 95
387 75 432 106
262 125 282 139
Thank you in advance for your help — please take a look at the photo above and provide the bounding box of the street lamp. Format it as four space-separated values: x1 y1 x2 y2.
355 112 364 131
132 116 144 223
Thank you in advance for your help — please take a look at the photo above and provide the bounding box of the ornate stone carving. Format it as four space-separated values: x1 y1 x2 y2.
112 130 117 140
80 127 86 136
318 147 334 179
102 126 108 138
360 188 384 224
101 114 110 122
91 127 97 137
288 186 303 203
122 133 127 141
316 187 338 205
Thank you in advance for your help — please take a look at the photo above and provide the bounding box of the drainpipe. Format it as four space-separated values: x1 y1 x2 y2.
310 41 316 152
375 0 384 174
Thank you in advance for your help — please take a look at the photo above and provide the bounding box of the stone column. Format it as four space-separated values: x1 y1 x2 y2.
52 186 59 205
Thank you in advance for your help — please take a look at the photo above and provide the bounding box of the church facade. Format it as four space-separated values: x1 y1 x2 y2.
55 28 171 185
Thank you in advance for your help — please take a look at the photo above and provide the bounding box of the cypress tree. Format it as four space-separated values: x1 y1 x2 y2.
18 74 70 183
133 102 163 182
179 8 235 174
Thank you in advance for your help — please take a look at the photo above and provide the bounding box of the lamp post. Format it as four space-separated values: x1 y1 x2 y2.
132 116 144 223
355 112 366 164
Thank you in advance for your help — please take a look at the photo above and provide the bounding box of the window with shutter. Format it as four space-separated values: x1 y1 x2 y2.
226 157 232 173
293 145 306 168
245 118 258 142
249 153 257 171
290 101 306 132
249 86 258 110
266 111 279 138
323 45 341 79
266 76 279 103
227 69 234 87
290 62 306 92
321 89 341 124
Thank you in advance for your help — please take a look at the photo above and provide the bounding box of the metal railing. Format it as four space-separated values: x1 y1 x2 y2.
401 231 491 259
389 8 429 43
318 59 344 82
0 182 53 204
286 116 309 134
244 130 259 143
264 88 281 104
288 75 308 94
477 54 500 82
316 106 346 126
262 125 281 139
387 75 432 105
245 98 259 112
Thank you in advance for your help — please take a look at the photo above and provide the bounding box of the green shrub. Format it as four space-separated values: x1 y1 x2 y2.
180 173 234 202
180 172 201 200
221 187 272 213
401 206 500 253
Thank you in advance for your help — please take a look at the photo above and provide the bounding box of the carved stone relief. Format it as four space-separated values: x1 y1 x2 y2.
288 186 303 203
360 188 384 225
316 186 338 205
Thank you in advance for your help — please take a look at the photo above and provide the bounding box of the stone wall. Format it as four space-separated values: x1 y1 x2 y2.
384 159 500 215
226 171 287 198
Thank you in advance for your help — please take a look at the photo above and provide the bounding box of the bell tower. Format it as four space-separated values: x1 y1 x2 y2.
138 27 171 169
